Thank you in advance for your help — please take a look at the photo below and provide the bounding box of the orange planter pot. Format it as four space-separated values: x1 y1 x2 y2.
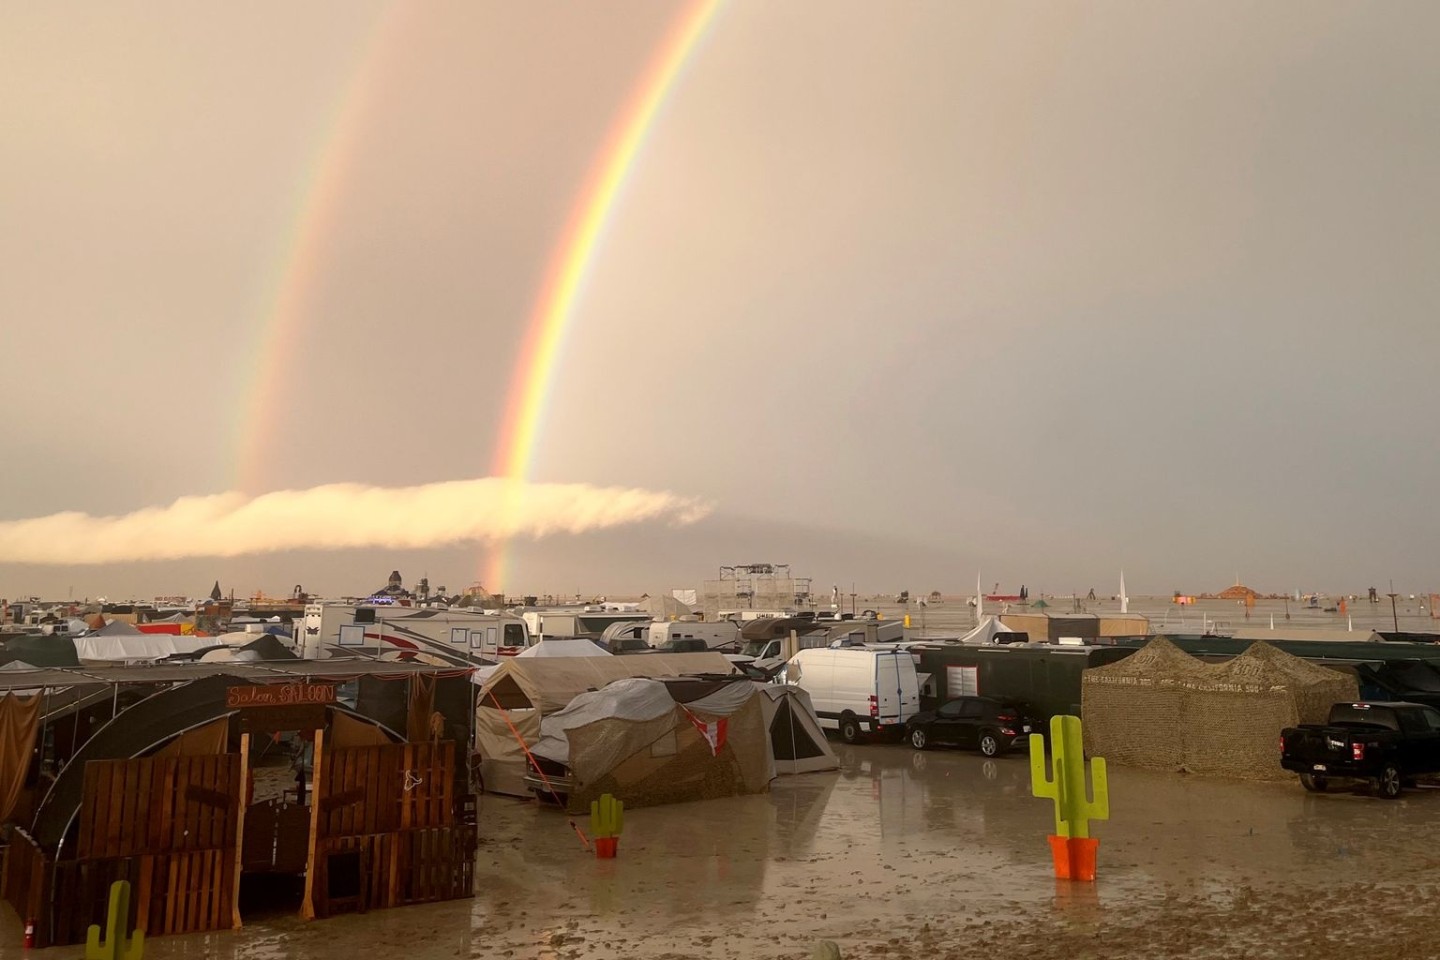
1046 835 1099 881
595 837 619 859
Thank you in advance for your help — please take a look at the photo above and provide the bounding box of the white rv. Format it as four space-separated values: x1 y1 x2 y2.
300 603 531 660
785 647 921 744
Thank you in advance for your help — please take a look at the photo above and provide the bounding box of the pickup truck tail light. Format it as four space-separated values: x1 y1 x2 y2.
1352 742 1365 761
868 695 879 718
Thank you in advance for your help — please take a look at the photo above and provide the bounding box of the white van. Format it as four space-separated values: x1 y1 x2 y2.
785 648 920 744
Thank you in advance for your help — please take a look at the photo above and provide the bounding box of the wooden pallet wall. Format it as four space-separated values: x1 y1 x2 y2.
314 741 454 839
307 739 474 918
77 755 239 860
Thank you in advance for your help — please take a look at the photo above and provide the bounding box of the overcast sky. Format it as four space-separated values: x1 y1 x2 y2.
3 2 1438 601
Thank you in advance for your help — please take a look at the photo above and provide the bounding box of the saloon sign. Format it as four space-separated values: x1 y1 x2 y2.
225 683 336 709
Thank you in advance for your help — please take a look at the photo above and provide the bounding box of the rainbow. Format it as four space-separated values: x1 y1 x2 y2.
483 0 722 593
232 5 403 495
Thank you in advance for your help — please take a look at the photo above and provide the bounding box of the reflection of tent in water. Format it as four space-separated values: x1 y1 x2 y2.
756 684 838 774
531 675 772 814
1082 639 1357 780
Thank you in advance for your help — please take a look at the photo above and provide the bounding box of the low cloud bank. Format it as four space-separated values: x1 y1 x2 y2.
0 478 714 564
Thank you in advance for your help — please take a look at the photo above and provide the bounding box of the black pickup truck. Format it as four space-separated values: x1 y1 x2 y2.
1281 701 1440 798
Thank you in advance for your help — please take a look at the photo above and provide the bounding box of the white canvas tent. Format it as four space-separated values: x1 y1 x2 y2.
516 638 611 658
956 616 1016 645
72 621 216 662
755 684 838 774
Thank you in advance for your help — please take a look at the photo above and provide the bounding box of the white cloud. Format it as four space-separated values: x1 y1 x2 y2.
0 478 714 564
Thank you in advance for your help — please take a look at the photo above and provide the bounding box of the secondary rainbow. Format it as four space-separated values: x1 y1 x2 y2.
484 0 722 592
232 5 402 495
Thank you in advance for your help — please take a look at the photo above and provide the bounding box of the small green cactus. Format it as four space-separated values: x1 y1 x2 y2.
85 881 144 960
590 793 624 839
1030 715 1108 839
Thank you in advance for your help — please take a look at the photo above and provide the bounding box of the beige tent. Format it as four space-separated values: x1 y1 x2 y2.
1083 639 1358 780
756 684 838 775
475 652 736 796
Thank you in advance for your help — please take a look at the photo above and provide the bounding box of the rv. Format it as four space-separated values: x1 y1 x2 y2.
300 603 531 661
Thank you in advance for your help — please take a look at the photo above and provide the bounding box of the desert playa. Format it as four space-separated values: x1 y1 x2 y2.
4 740 1436 960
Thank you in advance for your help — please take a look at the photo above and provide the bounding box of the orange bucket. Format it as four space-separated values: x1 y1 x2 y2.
594 837 619 859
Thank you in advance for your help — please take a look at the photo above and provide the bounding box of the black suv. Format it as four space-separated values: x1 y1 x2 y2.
906 696 1040 757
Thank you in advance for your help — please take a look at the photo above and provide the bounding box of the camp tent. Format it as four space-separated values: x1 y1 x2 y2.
530 675 771 812
1082 639 1357 779
755 684 837 774
73 621 216 663
474 652 737 796
638 593 694 620
516 638 610 658
955 616 1016 645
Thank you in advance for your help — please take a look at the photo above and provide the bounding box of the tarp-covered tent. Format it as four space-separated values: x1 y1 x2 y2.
755 684 837 774
531 676 771 812
475 652 736 796
1083 639 1357 779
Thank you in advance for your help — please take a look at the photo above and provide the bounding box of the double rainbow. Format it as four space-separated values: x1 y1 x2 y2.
234 1 721 594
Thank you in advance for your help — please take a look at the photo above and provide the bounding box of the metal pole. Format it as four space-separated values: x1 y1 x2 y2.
1389 593 1400 633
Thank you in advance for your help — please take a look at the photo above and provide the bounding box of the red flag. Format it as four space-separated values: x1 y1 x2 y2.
686 711 728 756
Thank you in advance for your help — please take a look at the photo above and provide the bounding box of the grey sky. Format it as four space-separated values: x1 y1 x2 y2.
3 2 1438 600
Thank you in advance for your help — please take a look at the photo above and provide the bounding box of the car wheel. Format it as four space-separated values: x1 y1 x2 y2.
910 727 928 750
978 731 1002 757
1299 773 1328 793
839 716 862 744
1375 764 1403 800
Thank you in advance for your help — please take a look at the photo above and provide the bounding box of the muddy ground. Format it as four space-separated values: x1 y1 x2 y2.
6 741 1440 959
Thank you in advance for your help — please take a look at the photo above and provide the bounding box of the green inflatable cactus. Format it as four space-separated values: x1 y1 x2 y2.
85 881 144 960
590 793 624 839
1030 715 1108 839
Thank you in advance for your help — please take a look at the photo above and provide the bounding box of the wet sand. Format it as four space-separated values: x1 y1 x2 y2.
6 742 1440 959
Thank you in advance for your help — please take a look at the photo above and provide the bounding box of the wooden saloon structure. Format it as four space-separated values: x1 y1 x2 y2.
0 661 476 946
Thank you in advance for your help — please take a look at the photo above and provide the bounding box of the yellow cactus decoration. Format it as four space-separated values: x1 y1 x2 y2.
590 793 624 839
1030 714 1108 838
84 881 144 960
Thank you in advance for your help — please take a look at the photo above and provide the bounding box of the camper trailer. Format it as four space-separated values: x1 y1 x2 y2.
519 608 651 641
301 603 531 660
